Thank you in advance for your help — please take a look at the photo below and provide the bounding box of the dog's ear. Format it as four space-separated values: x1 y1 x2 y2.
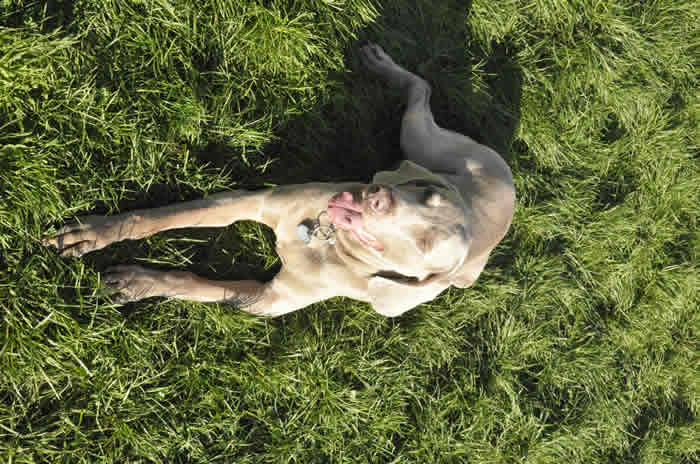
367 273 447 317
448 271 478 289
372 160 447 187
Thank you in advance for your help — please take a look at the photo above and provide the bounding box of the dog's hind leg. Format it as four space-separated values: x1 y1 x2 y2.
360 43 477 175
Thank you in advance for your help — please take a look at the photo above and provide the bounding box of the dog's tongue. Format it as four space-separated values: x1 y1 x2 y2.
327 192 383 251
327 192 362 229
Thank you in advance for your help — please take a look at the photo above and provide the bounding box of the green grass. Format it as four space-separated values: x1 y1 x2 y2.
1 0 698 462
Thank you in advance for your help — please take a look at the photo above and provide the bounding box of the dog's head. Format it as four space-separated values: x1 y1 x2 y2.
328 161 473 316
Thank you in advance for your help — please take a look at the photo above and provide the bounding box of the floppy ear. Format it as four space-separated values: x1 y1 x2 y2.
448 251 490 289
372 160 449 187
368 274 448 317
444 225 479 289
449 273 477 289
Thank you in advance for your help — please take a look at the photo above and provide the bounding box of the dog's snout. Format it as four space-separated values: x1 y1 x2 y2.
365 184 392 213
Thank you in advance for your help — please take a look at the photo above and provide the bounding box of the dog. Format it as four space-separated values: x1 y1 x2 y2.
43 44 515 318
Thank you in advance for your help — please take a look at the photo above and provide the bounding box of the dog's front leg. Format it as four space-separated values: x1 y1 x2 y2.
103 265 317 317
44 190 276 257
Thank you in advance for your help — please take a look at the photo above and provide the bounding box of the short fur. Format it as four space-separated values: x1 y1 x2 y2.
43 44 515 318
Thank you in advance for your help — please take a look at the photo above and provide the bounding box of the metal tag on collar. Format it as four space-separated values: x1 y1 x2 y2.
297 211 335 245
296 222 314 244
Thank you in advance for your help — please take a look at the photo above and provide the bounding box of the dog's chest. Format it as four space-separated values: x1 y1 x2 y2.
296 238 334 266
277 231 336 267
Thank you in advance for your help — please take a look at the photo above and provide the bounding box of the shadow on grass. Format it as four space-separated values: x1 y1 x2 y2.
2 0 76 32
225 0 523 185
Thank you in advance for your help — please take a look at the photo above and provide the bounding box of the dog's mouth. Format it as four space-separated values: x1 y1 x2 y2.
327 192 383 251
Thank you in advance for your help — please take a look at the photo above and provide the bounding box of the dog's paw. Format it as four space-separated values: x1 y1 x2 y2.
42 214 135 257
102 265 163 304
359 42 399 75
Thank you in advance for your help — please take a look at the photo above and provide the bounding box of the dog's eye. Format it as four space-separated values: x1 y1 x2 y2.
423 188 441 207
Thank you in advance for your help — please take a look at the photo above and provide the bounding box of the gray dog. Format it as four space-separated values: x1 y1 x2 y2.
43 44 515 317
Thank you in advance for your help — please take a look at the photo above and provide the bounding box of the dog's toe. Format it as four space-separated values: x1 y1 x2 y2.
360 43 396 75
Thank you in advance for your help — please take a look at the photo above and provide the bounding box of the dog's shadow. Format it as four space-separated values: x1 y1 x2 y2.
88 0 523 321
214 0 523 186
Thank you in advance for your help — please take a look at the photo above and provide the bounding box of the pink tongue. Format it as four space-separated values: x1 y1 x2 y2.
327 192 383 251
327 208 362 231
327 192 362 231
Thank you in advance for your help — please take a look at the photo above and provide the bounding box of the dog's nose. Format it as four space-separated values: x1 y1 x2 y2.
365 184 392 213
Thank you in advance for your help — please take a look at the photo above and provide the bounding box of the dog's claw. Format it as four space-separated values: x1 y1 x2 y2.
101 265 160 304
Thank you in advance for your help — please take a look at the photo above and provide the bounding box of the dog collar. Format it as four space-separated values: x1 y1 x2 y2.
297 211 336 245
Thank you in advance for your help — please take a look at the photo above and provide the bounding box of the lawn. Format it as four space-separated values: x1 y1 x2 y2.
0 0 698 462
